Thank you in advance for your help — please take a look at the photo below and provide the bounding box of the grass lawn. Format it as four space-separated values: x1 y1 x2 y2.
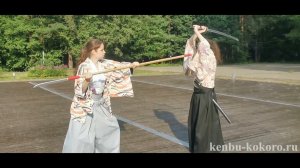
146 63 182 67
0 69 179 82
132 69 180 76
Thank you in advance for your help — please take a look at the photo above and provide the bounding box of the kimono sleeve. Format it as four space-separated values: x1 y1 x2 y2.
184 38 197 73
199 37 211 56
74 63 89 98
195 40 211 81
106 61 134 97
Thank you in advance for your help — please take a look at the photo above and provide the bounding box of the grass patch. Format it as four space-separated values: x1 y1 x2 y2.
28 65 69 78
132 69 180 76
147 63 182 67
0 69 179 81
0 69 74 81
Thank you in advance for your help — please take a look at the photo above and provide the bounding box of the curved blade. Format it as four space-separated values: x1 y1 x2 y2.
207 28 239 42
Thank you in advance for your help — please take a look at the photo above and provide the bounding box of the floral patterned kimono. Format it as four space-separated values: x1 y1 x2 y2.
183 35 224 153
63 58 133 153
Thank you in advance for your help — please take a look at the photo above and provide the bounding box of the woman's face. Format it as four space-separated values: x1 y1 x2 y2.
92 43 106 60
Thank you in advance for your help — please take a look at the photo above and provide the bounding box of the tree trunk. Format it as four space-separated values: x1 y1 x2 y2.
240 15 245 48
254 39 259 62
68 52 73 69
240 15 244 33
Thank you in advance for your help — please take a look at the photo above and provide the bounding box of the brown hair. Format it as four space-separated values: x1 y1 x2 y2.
207 39 223 65
189 35 223 65
76 39 104 72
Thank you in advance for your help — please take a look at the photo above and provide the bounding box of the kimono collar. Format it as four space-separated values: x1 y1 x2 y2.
85 57 100 72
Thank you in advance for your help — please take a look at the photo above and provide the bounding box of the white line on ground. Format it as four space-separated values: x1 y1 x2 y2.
132 79 300 108
28 81 189 148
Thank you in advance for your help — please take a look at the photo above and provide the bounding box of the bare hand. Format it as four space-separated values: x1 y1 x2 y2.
193 25 201 32
193 25 207 34
83 72 93 82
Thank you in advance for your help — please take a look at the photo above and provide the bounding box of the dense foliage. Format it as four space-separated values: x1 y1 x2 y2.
1 15 299 71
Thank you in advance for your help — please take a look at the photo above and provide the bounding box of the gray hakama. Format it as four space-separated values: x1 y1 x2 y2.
63 73 120 153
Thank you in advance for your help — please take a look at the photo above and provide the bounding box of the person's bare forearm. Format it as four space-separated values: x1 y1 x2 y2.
194 30 203 40
193 25 207 41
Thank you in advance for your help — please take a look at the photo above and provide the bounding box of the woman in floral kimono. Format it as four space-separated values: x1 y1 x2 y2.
62 39 139 153
183 25 224 153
